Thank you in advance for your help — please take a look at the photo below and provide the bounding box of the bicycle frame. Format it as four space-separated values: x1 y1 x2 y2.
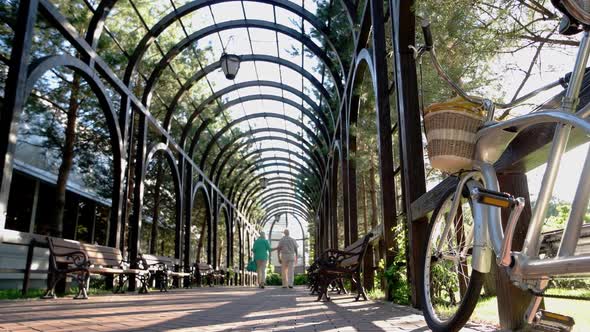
465 30 590 282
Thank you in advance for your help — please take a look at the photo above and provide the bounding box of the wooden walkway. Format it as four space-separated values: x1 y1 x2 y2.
0 287 497 331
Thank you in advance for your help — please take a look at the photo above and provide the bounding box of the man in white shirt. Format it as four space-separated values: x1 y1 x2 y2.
277 229 298 288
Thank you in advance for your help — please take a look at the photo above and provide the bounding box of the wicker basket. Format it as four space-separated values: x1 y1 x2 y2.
424 97 485 173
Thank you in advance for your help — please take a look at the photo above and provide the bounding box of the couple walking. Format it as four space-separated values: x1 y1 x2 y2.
251 229 299 288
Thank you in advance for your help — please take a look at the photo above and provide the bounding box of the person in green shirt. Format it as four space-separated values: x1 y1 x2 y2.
251 232 274 288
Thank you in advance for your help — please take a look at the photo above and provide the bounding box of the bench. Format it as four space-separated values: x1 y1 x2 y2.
140 254 191 291
314 232 373 302
44 237 149 299
194 262 215 286
211 267 227 285
539 224 590 257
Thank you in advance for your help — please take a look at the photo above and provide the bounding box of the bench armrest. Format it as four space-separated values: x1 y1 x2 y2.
321 249 360 260
53 250 90 268
147 262 168 271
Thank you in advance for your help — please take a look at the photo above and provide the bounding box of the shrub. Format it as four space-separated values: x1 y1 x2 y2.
294 274 308 285
266 272 282 286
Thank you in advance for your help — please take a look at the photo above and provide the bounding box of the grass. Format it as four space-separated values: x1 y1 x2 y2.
0 289 47 300
0 286 117 300
470 289 590 331
367 288 386 301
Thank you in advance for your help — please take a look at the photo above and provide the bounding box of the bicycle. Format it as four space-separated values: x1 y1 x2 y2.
413 1 590 331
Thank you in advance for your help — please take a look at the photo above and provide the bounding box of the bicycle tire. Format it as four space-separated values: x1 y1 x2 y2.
419 183 485 332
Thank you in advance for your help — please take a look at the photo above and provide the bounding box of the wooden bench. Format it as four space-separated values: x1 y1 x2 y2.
314 232 373 302
44 237 149 299
140 254 191 291
194 262 215 286
539 224 590 257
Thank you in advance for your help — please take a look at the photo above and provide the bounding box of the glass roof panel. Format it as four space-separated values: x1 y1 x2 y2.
218 28 251 55
275 7 303 32
231 62 259 84
256 62 281 81
243 1 274 21
209 1 245 22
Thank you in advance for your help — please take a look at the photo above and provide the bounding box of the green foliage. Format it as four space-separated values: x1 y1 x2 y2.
266 273 282 286
0 288 46 300
383 246 412 305
367 288 386 301
294 274 308 286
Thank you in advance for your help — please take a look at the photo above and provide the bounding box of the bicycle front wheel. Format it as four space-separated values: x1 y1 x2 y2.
420 183 484 332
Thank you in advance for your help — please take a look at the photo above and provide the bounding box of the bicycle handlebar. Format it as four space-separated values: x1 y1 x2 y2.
418 19 563 112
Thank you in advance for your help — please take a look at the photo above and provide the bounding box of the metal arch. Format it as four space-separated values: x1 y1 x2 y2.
262 208 310 227
190 181 213 265
350 48 377 104
209 135 324 206
261 203 312 223
229 162 314 200
209 130 325 187
25 55 123 156
233 169 318 206
261 201 310 222
195 113 329 171
239 176 320 218
221 147 320 186
260 195 310 211
216 202 232 267
167 56 335 137
176 80 333 147
90 0 355 69
245 179 316 208
210 136 324 192
191 181 213 242
221 150 320 189
255 189 312 210
192 181 212 212
144 142 183 195
252 186 313 209
247 181 314 202
261 209 309 227
229 163 320 210
23 54 126 247
187 94 331 153
123 0 348 88
244 182 316 219
347 48 376 132
228 161 311 201
226 161 315 206
248 194 312 220
85 0 117 49
340 0 358 29
242 176 320 214
222 156 320 193
142 142 184 260
142 19 344 108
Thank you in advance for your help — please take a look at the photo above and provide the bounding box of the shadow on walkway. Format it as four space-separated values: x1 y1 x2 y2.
0 286 498 332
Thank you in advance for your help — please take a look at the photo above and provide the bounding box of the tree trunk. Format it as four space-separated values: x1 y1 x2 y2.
360 174 368 235
53 74 81 237
218 237 223 268
123 115 138 250
368 155 378 229
149 159 164 254
196 211 207 263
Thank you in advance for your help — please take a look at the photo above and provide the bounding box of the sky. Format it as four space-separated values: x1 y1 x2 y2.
183 1 587 208
486 35 588 204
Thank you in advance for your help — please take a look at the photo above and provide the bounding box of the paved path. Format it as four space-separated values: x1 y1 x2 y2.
0 287 497 331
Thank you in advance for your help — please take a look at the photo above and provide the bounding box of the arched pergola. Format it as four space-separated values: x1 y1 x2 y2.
0 0 426 311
